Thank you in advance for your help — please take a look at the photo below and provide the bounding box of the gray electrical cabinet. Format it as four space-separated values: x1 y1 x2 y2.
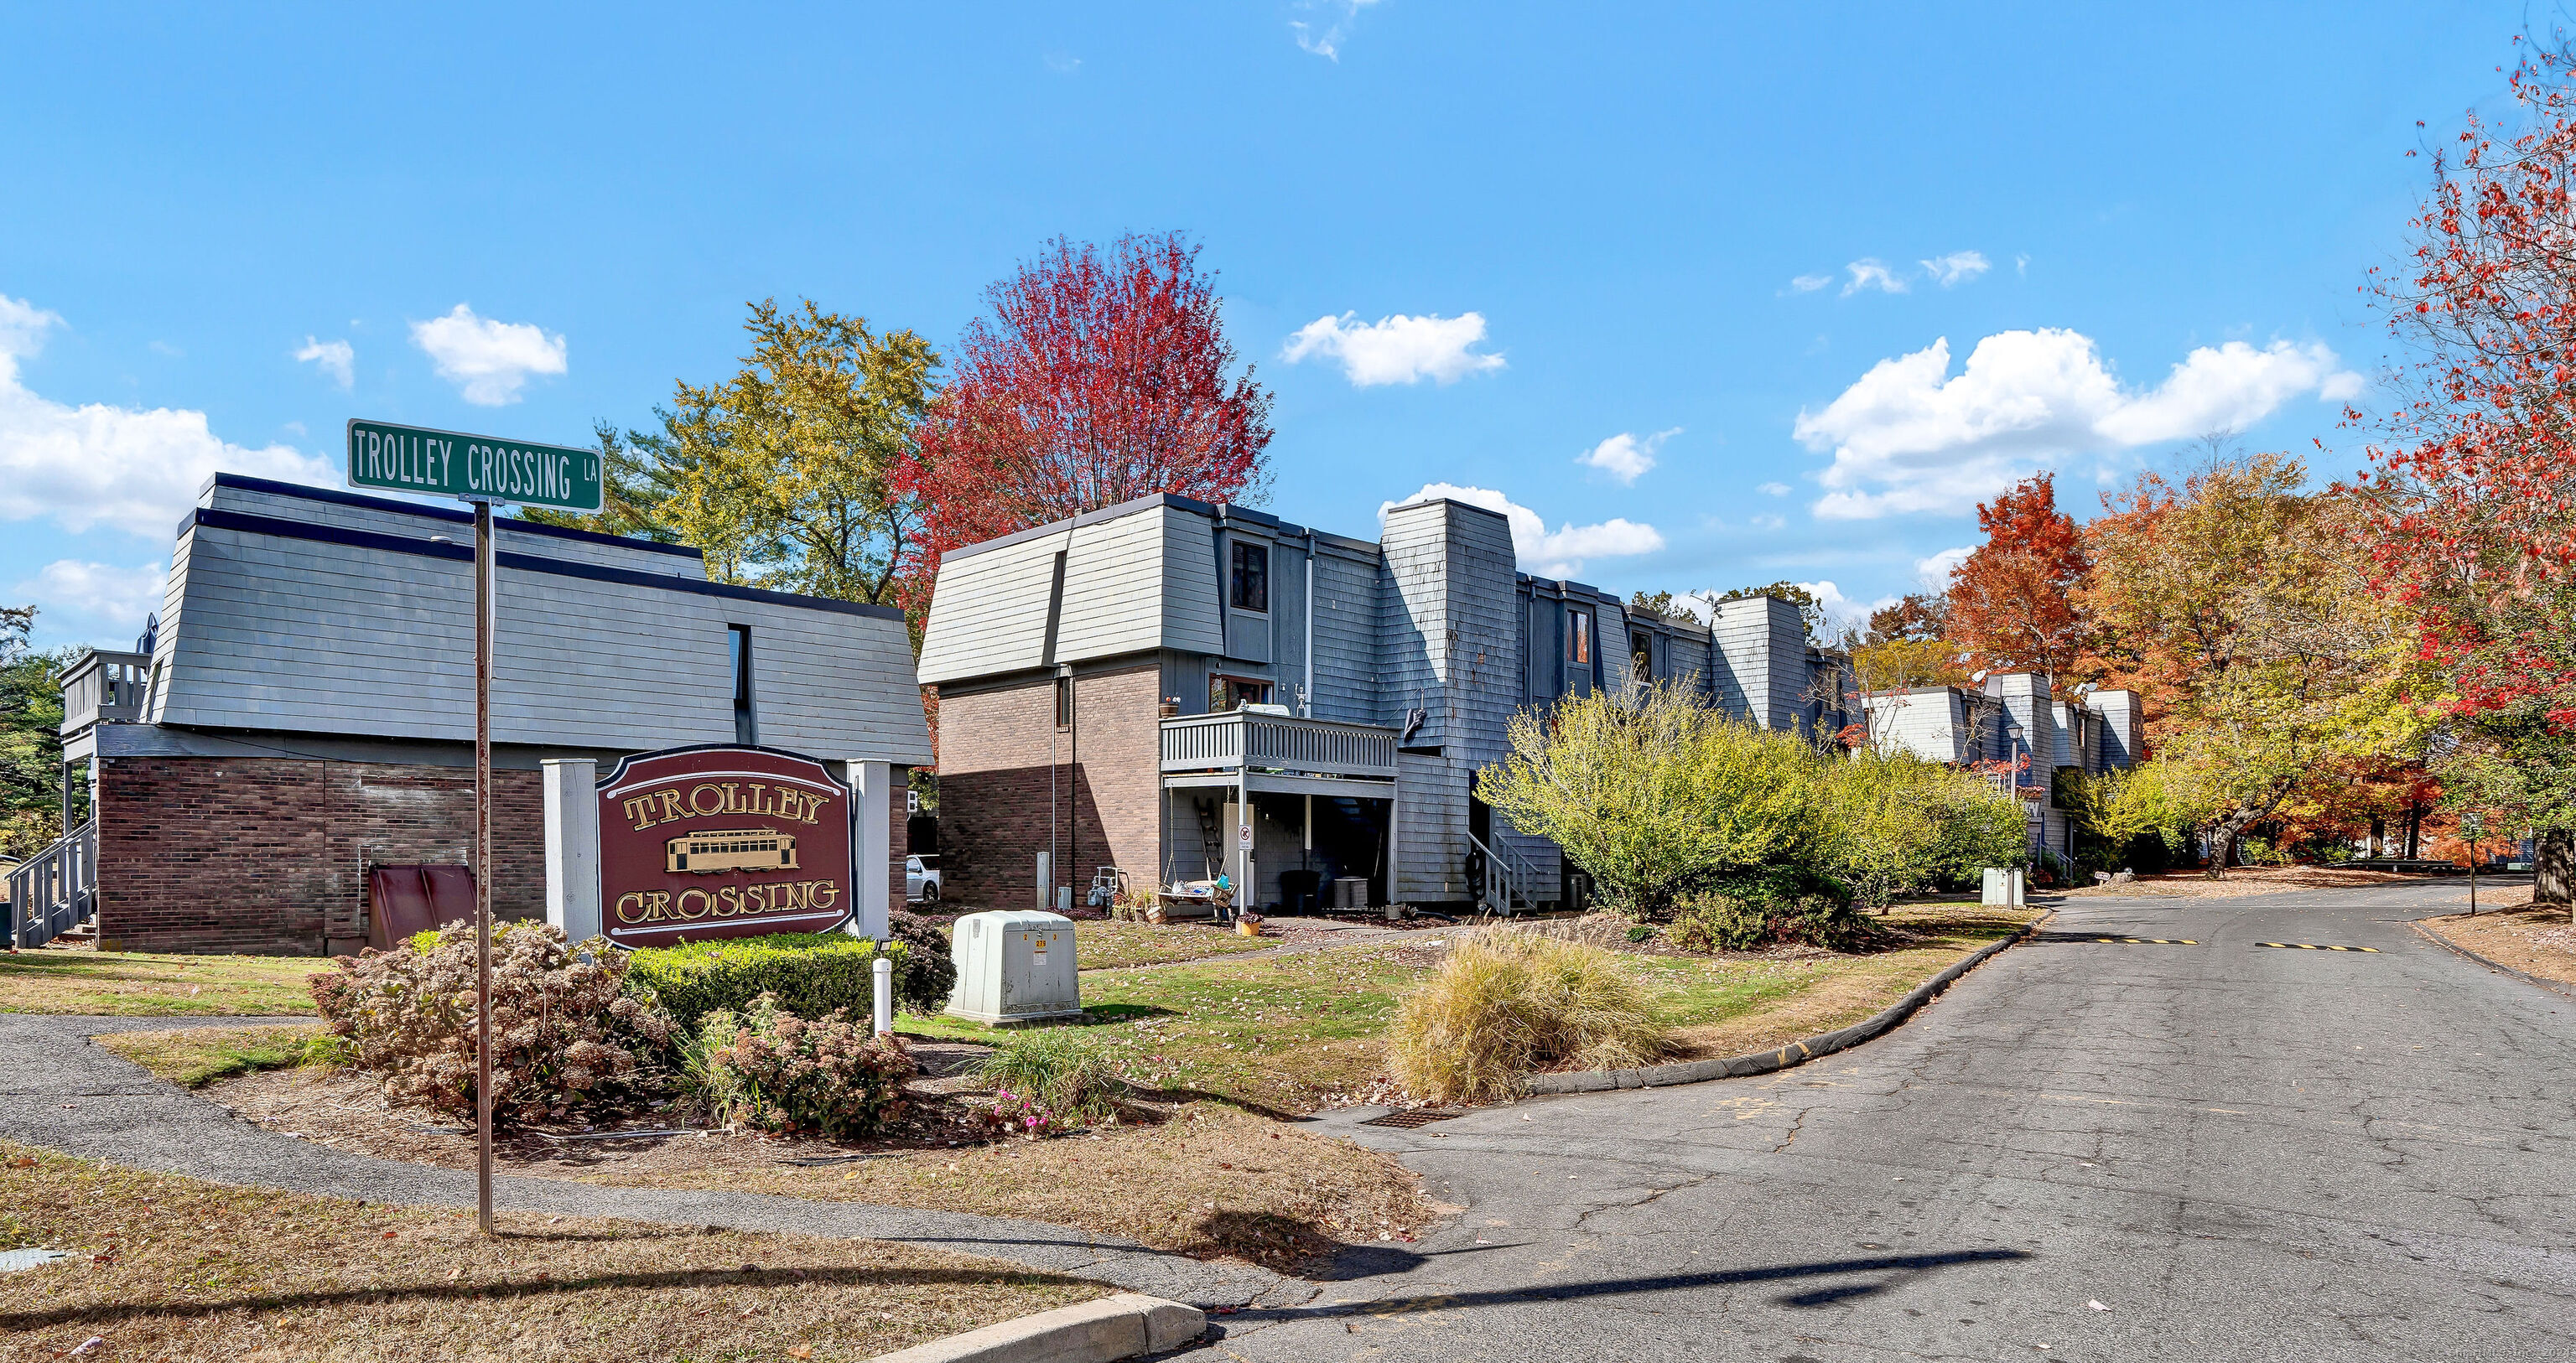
945 910 1083 1024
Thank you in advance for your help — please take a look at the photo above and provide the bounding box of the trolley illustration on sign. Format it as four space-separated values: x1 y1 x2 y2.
665 828 800 873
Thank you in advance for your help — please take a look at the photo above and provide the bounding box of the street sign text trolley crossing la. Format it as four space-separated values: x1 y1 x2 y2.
345 417 604 511
346 418 603 1236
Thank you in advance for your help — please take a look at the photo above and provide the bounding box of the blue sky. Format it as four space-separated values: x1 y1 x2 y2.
0 2 2526 650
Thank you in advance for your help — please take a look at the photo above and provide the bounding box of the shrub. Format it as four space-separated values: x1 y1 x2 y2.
1824 749 2028 910
309 920 674 1124
887 911 959 1012
969 1029 1127 1127
1478 682 1825 919
1389 935 1669 1103
1666 867 1868 953
629 925 952 1027
683 994 915 1138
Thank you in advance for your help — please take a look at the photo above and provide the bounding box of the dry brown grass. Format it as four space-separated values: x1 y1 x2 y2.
1389 935 1669 1102
592 1104 1441 1272
200 1067 1434 1275
0 1141 1107 1363
2418 902 2576 989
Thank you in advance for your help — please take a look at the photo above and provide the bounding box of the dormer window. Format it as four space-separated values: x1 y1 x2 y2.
1569 609 1592 666
1230 541 1269 613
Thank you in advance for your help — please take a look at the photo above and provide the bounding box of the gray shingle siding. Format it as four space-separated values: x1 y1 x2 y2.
148 478 929 765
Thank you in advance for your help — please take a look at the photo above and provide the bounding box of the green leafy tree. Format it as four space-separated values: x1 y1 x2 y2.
527 299 939 616
1704 582 1828 645
2 607 69 859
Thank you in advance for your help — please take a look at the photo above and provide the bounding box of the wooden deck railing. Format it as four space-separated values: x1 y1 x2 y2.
58 649 149 735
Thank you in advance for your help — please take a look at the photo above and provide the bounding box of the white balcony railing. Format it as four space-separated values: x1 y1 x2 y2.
59 649 149 736
1160 710 1400 780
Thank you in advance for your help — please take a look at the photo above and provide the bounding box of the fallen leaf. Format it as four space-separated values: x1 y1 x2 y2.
67 1338 104 1357
445 1267 461 1281
382 1231 398 1240
2088 1300 2110 1311
787 1349 813 1360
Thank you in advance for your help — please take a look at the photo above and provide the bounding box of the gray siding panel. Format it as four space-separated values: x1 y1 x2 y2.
154 522 928 763
1309 549 1380 725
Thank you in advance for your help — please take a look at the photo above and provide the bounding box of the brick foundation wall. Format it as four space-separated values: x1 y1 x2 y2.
95 755 544 956
935 660 1162 910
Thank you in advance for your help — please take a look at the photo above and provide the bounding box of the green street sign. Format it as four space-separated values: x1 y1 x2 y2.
345 418 604 511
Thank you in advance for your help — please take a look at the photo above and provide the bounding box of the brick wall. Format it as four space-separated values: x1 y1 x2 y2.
95 755 545 956
935 660 1162 910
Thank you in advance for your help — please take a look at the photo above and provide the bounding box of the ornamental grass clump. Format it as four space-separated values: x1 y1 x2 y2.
684 994 915 1138
1389 934 1669 1104
309 920 674 1125
969 1029 1127 1129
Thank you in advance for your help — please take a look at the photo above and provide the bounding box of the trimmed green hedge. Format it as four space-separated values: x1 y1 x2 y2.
629 933 891 1027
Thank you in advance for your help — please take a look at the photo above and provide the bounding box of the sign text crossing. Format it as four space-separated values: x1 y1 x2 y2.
345 418 604 512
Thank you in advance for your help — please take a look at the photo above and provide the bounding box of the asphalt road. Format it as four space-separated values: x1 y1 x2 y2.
1218 882 2575 1362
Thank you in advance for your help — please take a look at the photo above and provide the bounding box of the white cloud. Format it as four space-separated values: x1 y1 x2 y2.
1750 513 1785 531
295 336 354 389
1291 0 1380 60
1044 51 1081 73
1757 481 1790 496
1576 428 1680 486
1915 546 1973 589
1843 259 1909 295
1793 328 2364 520
0 293 334 538
1794 579 1898 636
1381 482 1665 578
13 558 168 632
1283 311 1504 386
1789 273 1833 293
409 303 567 406
1921 251 1990 287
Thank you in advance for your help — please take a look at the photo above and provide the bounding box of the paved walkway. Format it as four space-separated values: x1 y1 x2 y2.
0 1013 1303 1310
1212 881 2576 1361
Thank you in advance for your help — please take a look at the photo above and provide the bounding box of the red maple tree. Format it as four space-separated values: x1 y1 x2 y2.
1941 473 2093 686
894 232 1273 604
2360 38 2576 897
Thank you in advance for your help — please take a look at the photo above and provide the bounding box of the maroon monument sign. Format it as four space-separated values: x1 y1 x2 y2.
595 746 854 948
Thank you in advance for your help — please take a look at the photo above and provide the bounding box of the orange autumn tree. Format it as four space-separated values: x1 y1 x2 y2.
1941 474 2093 687
2360 38 2576 904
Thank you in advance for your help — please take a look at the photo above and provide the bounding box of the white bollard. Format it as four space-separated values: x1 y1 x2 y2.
872 954 894 1036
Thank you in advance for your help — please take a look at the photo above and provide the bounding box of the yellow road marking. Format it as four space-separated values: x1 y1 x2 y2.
2255 942 2380 951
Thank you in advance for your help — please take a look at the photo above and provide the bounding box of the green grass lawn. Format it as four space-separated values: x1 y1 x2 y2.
96 1024 342 1086
901 903 2040 1112
1063 919 1275 970
0 949 323 1016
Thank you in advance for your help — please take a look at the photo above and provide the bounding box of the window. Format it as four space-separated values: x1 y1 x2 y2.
1569 610 1592 666
1209 675 1272 711
1633 631 1653 685
1230 541 1270 613
728 624 755 745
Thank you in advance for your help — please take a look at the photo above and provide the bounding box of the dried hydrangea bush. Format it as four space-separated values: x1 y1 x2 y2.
310 921 675 1125
684 993 915 1138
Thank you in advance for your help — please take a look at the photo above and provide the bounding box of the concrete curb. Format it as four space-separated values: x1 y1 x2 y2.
2410 915 2576 999
868 1293 1204 1363
1524 913 2050 1095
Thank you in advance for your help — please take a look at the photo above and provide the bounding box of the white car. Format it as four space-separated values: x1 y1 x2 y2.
906 854 942 904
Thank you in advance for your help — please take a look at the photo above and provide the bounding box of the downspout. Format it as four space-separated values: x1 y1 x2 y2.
1303 531 1317 718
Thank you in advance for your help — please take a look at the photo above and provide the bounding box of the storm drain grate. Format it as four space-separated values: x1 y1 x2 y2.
1359 1108 1467 1128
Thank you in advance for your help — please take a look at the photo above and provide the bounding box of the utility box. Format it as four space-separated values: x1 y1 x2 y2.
946 910 1082 1025
1981 868 2027 907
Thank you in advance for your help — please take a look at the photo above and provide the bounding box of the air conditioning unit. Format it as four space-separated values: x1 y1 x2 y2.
945 910 1082 1024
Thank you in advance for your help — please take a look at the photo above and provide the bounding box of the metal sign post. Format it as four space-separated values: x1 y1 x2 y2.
346 420 601 1238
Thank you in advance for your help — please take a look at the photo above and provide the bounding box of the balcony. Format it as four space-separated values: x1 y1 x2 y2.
1160 710 1400 789
59 650 149 736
